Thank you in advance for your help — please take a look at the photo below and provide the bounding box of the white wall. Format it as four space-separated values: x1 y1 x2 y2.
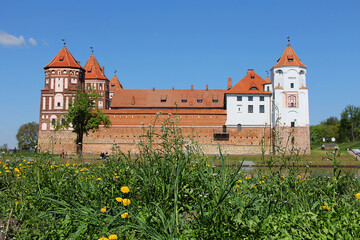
226 94 272 126
272 66 309 127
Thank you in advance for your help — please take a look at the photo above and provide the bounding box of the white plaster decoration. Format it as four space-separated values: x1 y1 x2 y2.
55 78 64 92
49 97 52 110
66 97 69 110
42 97 46 110
51 78 54 89
65 78 68 89
54 94 64 109
49 115 57 130
42 123 47 130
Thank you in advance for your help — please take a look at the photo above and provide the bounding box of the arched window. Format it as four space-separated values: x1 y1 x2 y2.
237 124 242 131
288 95 297 108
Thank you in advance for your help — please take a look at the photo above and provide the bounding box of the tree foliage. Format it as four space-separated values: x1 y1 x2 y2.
16 121 39 151
339 105 360 142
59 91 111 155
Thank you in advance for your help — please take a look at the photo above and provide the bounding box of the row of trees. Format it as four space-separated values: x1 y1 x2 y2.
310 105 360 145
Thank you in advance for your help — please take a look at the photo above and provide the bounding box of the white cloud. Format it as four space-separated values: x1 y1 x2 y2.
0 30 26 47
28 37 37 46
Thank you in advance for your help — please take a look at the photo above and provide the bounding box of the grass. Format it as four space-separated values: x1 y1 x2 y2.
1 119 360 239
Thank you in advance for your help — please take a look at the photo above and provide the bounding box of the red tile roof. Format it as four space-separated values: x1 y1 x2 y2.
44 46 83 69
109 75 123 91
226 70 271 94
273 44 306 68
84 54 108 80
110 88 226 109
264 76 271 84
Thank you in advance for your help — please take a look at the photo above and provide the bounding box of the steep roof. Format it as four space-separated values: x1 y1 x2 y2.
226 70 271 94
273 44 306 68
109 75 123 91
110 88 226 109
44 46 83 69
264 76 271 84
83 54 108 80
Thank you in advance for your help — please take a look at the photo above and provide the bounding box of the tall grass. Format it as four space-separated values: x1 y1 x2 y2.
1 114 360 239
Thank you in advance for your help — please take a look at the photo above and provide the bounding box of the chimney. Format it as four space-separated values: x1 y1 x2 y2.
227 78 232 90
102 66 104 73
247 69 254 74
191 85 194 91
152 87 155 91
206 84 208 91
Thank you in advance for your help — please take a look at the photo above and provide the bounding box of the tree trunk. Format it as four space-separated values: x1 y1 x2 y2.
77 131 83 157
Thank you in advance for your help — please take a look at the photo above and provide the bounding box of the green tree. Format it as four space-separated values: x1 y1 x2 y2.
339 105 360 142
321 116 339 126
59 91 111 156
16 122 39 152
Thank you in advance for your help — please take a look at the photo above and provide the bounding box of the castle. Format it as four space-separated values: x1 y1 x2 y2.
38 43 310 155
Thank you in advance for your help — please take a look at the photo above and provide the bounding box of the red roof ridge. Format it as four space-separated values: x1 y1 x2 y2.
264 76 271 84
275 86 283 89
84 54 108 80
300 86 308 89
273 44 306 68
44 46 83 69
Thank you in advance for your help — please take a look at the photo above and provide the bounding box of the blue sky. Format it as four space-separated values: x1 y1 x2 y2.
1 0 359 148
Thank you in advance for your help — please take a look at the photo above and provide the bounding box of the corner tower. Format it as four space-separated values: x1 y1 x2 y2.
271 43 310 153
38 46 85 153
83 54 109 109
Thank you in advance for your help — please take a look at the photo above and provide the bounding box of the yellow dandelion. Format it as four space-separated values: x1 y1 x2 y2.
321 206 330 211
96 178 102 181
116 197 123 203
245 176 251 180
297 175 302 178
98 237 109 240
5 170 11 173
281 176 285 179
236 185 241 188
100 207 107 213
355 193 360 199
122 198 131 206
259 180 265 184
108 234 118 240
14 168 20 172
75 170 79 174
237 179 242 183
121 212 130 219
121 186 130 193
206 164 210 167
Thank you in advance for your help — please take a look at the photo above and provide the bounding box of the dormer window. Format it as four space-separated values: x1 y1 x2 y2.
276 70 283 75
181 99 187 103
287 55 294 62
250 74 255 79
111 84 115 87
59 56 64 62
250 87 258 90
197 99 203 103
161 99 166 103
213 99 218 103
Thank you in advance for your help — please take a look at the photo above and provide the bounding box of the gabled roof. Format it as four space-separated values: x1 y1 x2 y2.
83 54 108 80
273 44 306 68
44 46 83 69
226 70 271 94
109 75 123 91
110 88 226 109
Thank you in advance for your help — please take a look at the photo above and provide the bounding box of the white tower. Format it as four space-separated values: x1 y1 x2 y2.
271 43 310 152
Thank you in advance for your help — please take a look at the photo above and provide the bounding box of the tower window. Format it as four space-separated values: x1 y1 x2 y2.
267 86 270 91
197 99 202 103
291 83 294 88
237 124 242 131
161 99 166 103
181 99 187 103
260 96 264 101
259 105 265 113
237 96 242 101
248 105 253 113
212 99 218 103
248 96 253 101
291 122 295 128
57 102 61 107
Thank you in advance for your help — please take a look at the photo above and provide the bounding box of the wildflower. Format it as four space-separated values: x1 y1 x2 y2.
121 212 130 219
96 178 102 181
206 164 210 167
108 235 118 240
321 206 330 211
355 193 360 199
14 168 20 172
75 170 79 174
101 207 107 213
122 198 131 206
333 177 337 181
297 175 302 178
259 180 265 184
5 170 11 173
281 176 285 180
116 197 123 203
121 186 130 193
236 185 241 188
237 180 242 183
245 176 251 180
98 237 109 240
